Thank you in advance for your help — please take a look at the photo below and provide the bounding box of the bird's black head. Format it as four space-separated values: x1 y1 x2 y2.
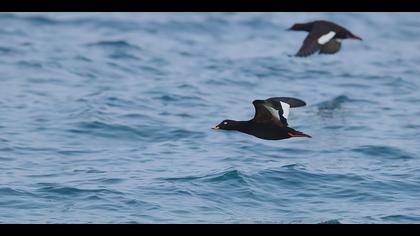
212 120 239 131
288 23 314 32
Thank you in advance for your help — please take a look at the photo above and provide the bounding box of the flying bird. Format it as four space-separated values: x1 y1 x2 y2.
212 97 311 140
289 20 362 57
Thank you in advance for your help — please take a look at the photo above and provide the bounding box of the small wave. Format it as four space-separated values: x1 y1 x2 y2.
240 17 278 29
163 169 249 185
318 219 342 224
0 147 14 152
0 187 32 196
74 55 93 62
351 145 414 160
68 121 205 142
73 168 107 174
56 149 102 156
317 95 352 111
166 129 205 140
0 157 14 161
148 20 227 36
255 165 366 188
26 77 63 85
36 184 123 197
16 61 43 69
0 47 20 56
68 121 147 140
85 40 142 51
109 52 140 61
202 169 248 184
381 214 420 223
154 94 207 106
0 13 60 25
104 96 136 108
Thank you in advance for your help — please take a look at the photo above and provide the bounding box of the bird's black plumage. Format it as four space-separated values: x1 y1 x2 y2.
289 20 362 57
212 97 311 140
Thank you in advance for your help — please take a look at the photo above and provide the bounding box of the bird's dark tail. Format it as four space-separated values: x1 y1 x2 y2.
288 130 311 138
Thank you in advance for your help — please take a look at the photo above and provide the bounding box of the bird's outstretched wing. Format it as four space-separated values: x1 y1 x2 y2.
252 97 306 127
295 30 336 57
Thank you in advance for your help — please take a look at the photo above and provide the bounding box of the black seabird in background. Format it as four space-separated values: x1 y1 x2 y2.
289 20 362 57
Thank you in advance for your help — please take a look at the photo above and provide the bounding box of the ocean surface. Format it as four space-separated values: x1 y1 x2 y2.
1 12 420 224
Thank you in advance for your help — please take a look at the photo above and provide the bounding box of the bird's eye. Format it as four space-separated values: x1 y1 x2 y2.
224 122 228 125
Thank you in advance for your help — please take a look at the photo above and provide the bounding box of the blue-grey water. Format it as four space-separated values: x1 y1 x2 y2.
1 12 420 224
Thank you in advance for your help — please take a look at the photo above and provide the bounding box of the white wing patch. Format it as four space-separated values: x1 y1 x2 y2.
264 105 280 120
280 101 290 119
317 31 336 45
263 101 291 121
